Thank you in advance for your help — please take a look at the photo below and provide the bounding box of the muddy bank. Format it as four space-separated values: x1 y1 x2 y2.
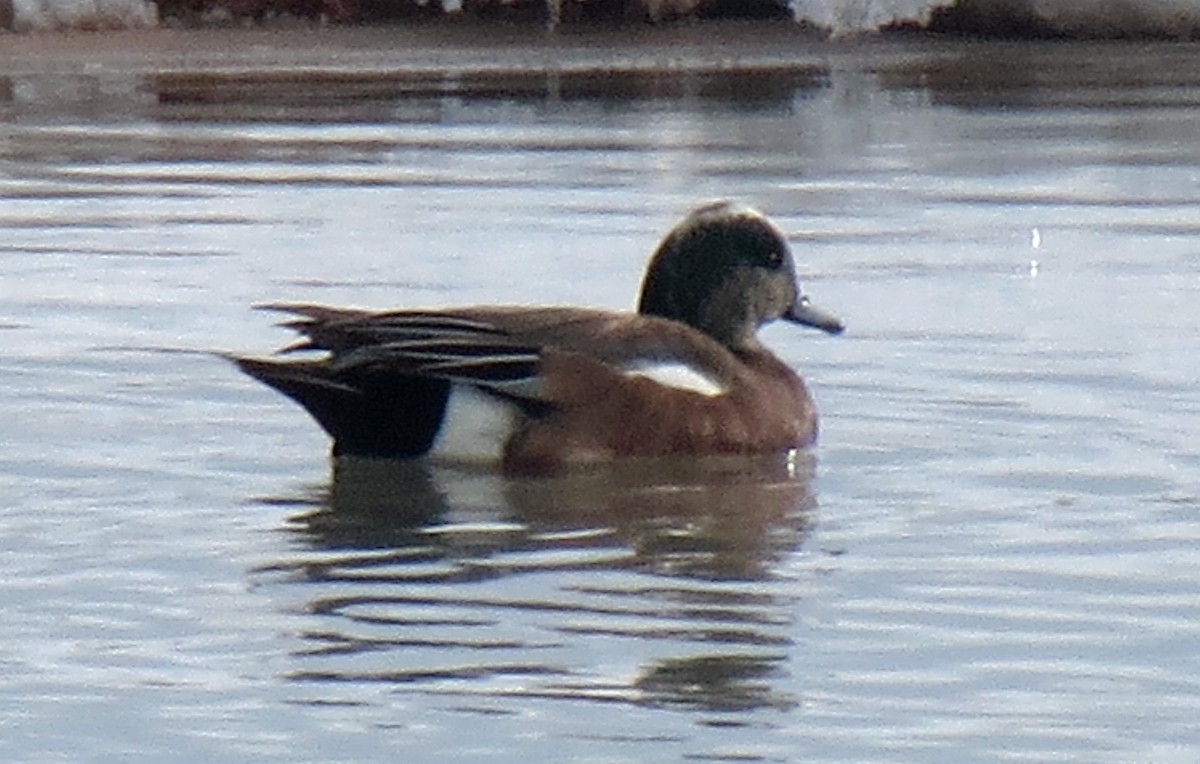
0 20 840 78
2 18 1198 108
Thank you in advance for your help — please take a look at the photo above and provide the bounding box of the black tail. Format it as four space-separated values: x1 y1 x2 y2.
233 356 451 459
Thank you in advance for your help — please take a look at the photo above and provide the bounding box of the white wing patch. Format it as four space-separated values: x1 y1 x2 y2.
624 361 727 397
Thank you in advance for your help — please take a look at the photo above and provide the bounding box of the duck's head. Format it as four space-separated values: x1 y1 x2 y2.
638 201 844 350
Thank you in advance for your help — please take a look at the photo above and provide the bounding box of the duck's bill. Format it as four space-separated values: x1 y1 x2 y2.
785 296 845 335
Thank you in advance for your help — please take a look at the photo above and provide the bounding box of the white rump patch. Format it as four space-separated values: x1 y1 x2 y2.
625 361 726 397
431 386 514 466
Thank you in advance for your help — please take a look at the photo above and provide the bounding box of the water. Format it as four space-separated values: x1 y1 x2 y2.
2 36 1200 763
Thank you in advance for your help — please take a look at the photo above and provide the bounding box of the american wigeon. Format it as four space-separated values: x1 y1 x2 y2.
234 201 843 476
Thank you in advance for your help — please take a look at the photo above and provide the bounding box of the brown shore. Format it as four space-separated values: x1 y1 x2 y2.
0 19 937 78
2 19 1198 102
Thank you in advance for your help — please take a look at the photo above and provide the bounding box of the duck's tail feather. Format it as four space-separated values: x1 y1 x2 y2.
231 355 451 459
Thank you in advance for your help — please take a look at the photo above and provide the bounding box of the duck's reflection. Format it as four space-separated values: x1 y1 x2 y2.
635 654 794 712
267 453 816 712
293 460 447 549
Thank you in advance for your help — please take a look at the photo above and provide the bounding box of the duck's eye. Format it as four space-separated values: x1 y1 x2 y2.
763 247 785 270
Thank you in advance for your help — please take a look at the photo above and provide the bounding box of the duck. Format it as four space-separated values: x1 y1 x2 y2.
233 200 843 476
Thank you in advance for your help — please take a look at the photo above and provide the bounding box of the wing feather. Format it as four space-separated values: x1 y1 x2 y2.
254 303 748 406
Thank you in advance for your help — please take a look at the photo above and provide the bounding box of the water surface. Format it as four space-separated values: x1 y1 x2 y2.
2 39 1199 763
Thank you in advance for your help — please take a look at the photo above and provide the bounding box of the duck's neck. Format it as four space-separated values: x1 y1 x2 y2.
640 274 760 353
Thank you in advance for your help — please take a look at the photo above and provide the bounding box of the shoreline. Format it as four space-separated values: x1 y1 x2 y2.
0 20 834 77
0 19 1197 93
0 20 972 78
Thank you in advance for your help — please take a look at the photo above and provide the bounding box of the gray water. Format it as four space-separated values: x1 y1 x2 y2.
2 39 1199 763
